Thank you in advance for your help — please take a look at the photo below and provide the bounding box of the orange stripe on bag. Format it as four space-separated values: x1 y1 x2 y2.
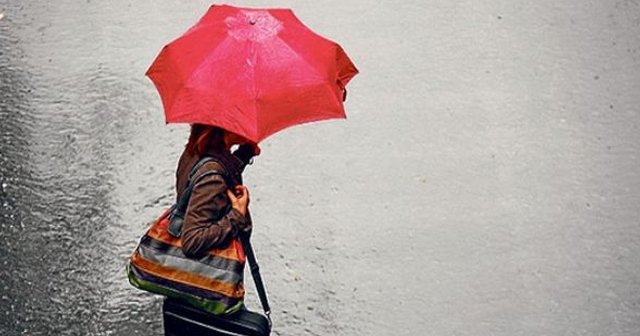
131 251 244 299
146 215 244 262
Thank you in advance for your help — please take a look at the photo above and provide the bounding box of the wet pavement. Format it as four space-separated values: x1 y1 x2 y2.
1 1 640 335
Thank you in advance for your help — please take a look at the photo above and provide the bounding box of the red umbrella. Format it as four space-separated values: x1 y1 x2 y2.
147 4 358 143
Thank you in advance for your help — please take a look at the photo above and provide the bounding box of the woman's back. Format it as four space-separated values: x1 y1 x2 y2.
174 145 251 257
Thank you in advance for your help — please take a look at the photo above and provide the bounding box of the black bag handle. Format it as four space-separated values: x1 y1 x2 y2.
175 157 226 215
168 157 227 237
240 234 272 325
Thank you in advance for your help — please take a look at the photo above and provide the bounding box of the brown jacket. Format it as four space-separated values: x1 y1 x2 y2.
175 148 251 257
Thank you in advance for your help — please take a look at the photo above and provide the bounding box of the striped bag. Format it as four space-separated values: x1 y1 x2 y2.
127 157 246 315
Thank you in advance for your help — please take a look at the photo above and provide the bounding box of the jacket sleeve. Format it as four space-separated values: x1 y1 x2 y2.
180 172 251 257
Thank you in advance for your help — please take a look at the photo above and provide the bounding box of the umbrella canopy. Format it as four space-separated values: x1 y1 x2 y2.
147 4 358 143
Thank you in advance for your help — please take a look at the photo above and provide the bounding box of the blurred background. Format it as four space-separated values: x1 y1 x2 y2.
1 1 639 335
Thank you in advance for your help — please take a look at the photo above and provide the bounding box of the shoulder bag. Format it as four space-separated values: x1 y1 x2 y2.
127 157 249 315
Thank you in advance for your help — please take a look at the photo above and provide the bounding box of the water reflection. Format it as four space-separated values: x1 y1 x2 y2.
0 11 44 335
0 3 162 334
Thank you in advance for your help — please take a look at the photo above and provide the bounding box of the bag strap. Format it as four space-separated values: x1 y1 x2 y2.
240 234 272 326
175 157 230 217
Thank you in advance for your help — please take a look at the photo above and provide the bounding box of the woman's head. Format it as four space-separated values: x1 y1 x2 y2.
223 131 250 149
186 124 253 156
186 124 224 156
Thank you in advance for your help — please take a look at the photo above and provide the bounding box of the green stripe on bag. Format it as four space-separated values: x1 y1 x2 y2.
126 263 243 315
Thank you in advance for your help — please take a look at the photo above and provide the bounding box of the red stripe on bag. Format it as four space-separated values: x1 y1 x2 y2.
131 251 245 299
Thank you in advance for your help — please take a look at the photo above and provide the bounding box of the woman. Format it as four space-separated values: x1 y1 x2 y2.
175 124 259 257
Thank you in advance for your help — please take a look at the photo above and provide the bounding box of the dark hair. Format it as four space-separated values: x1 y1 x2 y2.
186 124 225 156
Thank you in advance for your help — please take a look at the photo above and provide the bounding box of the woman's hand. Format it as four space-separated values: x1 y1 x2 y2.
227 185 250 217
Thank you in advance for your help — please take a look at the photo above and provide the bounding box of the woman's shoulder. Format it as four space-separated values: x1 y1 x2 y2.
191 159 230 188
194 160 226 177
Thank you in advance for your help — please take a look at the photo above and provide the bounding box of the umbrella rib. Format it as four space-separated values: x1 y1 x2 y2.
251 40 260 139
